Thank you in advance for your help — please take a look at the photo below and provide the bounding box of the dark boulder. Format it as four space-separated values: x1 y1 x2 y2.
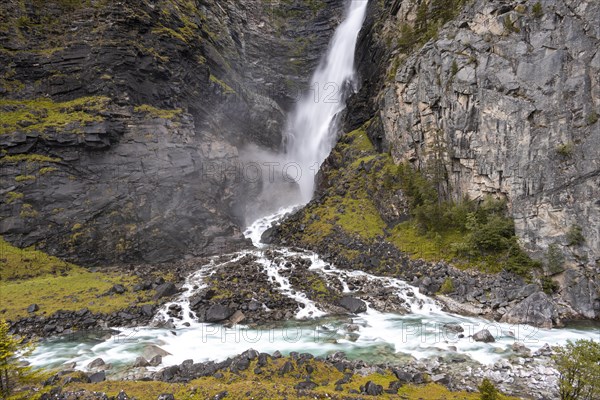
205 305 235 322
473 329 495 343
154 283 178 300
338 297 367 314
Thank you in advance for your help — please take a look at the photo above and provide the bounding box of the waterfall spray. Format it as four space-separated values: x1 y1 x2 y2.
285 0 368 202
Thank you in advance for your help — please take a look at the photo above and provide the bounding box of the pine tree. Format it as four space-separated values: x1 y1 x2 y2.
0 320 35 397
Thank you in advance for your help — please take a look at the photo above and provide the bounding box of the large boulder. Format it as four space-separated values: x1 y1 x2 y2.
501 292 559 328
472 329 495 343
153 283 178 300
205 305 235 323
338 297 367 314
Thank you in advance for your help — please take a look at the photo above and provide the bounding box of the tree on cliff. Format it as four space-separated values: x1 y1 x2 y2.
0 320 35 397
553 339 600 400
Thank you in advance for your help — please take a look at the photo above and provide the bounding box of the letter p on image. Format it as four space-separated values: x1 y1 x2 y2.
400 322 423 343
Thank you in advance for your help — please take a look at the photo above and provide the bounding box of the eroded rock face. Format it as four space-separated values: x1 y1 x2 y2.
347 0 600 320
0 0 344 264
501 292 559 328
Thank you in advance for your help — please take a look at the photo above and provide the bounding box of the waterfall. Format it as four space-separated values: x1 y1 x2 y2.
285 0 368 202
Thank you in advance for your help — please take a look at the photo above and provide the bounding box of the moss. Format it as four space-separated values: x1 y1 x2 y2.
531 2 543 18
0 154 61 164
209 74 236 94
0 236 75 280
0 97 108 135
19 203 38 218
15 175 36 182
438 277 454 294
133 104 182 120
39 167 57 175
555 142 574 158
5 191 24 204
586 110 598 125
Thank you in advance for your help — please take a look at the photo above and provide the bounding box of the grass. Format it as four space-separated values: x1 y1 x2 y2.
0 237 151 321
209 74 236 94
133 104 183 120
26 358 521 400
0 97 109 135
0 154 61 164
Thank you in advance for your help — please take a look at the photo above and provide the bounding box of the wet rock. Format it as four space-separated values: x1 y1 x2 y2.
205 305 234 322
134 357 150 367
154 283 178 300
149 355 163 367
338 297 367 314
88 358 105 369
473 329 495 343
442 323 464 333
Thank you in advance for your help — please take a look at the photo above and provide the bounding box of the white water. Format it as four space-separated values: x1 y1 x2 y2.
27 0 598 376
285 0 368 201
28 209 598 372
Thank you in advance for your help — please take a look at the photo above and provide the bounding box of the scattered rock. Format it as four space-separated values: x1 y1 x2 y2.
89 371 106 383
338 297 367 314
27 304 39 313
363 381 383 396
154 283 178 300
473 329 495 343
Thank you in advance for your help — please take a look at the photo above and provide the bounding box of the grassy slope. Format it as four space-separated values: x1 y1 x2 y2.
0 237 151 321
21 357 520 399
285 123 536 275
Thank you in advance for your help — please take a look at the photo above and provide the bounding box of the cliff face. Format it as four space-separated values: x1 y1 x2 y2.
0 0 343 264
345 0 599 319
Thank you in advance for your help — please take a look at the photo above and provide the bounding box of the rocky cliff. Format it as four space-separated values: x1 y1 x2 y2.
0 0 343 265
273 0 599 323
372 0 599 320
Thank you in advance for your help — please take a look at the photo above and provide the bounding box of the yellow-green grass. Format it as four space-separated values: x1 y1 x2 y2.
0 96 109 135
133 104 183 120
48 357 522 399
0 237 150 321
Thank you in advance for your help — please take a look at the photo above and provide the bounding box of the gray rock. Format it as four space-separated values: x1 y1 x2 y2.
154 283 178 300
157 395 175 400
501 292 559 328
27 304 39 313
364 381 383 396
89 371 106 383
338 297 367 314
87 358 105 369
473 329 495 343
205 305 235 322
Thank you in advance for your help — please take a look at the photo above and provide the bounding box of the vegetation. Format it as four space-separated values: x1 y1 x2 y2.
555 142 574 158
394 0 468 53
566 225 585 246
553 339 600 400
587 111 599 125
18 358 519 400
291 124 539 276
0 237 151 321
438 277 454 294
0 97 109 135
531 2 543 18
209 74 236 94
133 104 183 120
546 243 565 275
478 378 500 400
0 320 36 398
0 154 60 165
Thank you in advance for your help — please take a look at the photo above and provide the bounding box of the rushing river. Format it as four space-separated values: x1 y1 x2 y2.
28 206 599 374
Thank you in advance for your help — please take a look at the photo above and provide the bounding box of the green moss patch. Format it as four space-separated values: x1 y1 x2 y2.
0 96 109 135
133 104 183 120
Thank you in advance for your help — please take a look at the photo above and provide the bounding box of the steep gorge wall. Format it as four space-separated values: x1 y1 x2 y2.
344 0 599 318
0 0 343 265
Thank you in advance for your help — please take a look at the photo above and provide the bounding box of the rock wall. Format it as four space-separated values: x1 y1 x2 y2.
346 0 599 319
0 0 343 264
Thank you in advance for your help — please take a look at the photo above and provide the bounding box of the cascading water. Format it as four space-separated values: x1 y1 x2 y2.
26 1 598 392
285 0 368 202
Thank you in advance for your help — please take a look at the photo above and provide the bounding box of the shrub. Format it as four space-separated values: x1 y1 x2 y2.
556 143 574 158
566 225 585 246
532 2 543 18
546 243 565 275
478 378 500 400
586 111 598 125
553 339 600 400
439 277 454 294
541 276 559 294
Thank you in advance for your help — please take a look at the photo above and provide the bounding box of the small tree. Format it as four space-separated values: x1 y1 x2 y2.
553 339 600 400
478 378 500 400
0 320 35 397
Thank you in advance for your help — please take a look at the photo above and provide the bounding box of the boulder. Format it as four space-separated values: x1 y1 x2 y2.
89 371 106 383
295 380 318 390
364 381 383 396
87 358 105 369
27 304 39 313
205 305 235 322
473 329 495 343
338 297 367 314
154 283 178 300
501 292 559 328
